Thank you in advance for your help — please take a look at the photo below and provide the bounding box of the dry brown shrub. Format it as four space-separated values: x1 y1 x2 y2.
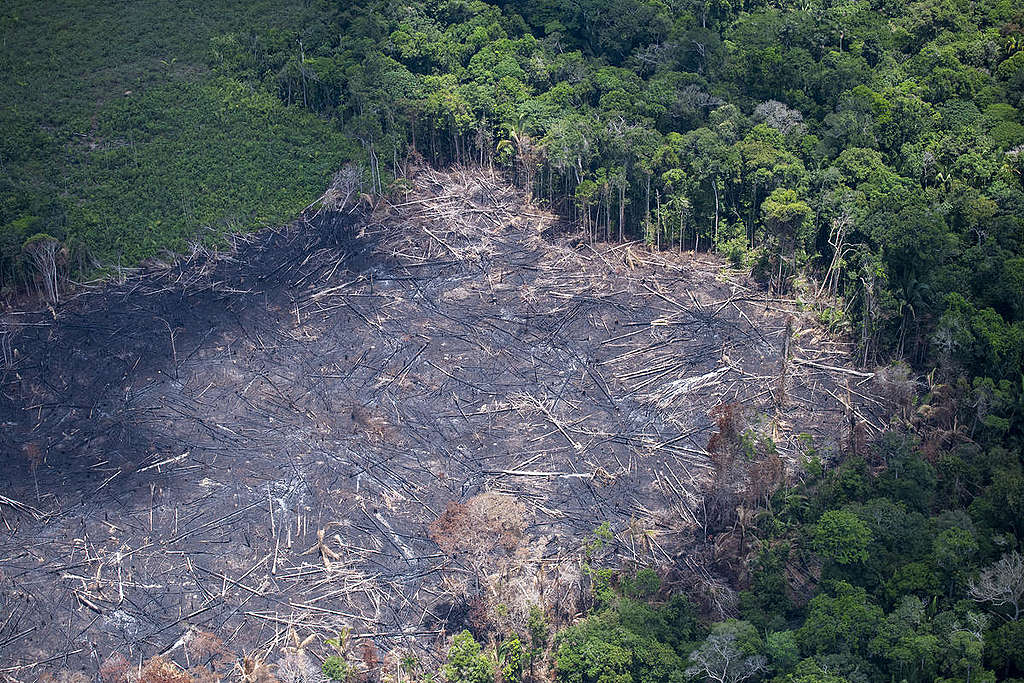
187 630 229 670
360 640 380 670
189 670 221 683
913 383 965 459
428 492 526 558
466 595 494 634
847 417 868 459
707 403 743 457
100 652 130 683
40 673 90 683
705 404 747 531
139 656 193 683
274 651 324 683
237 654 279 683
744 452 784 506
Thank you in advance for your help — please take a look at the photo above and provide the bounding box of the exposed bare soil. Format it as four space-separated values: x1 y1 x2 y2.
0 167 887 677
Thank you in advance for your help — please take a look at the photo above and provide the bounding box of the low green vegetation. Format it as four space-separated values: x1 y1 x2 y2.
1 0 358 289
444 630 495 683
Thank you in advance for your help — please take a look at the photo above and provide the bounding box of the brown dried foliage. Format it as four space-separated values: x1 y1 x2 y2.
847 417 868 459
359 640 381 682
189 670 222 683
100 652 130 683
187 630 229 670
428 492 525 558
360 640 380 669
238 655 279 683
40 673 90 683
744 452 784 505
913 383 964 460
466 595 494 634
707 403 742 457
140 656 193 683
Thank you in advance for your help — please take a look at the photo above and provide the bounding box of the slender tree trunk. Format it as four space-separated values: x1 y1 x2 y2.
619 184 625 242
712 178 720 245
299 40 307 109
749 184 758 249
656 190 661 250
606 195 611 241
645 174 651 241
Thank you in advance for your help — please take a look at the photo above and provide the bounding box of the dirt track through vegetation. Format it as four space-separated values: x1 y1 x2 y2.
0 168 887 675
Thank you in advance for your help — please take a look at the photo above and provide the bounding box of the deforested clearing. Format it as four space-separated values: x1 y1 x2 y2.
0 167 887 672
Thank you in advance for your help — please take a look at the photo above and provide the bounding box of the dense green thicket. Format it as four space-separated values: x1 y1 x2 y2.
729 431 1024 682
0 1 357 288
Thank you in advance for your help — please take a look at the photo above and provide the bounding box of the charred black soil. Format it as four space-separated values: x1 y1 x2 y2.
0 167 888 676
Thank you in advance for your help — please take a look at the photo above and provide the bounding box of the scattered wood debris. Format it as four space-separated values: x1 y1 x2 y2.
0 165 889 674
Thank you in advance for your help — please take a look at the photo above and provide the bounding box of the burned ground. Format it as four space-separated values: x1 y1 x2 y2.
0 167 888 677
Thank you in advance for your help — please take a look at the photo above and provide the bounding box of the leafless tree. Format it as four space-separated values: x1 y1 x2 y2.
969 551 1024 620
629 42 677 75
685 632 767 683
320 164 363 214
276 651 327 683
22 233 65 305
753 100 806 136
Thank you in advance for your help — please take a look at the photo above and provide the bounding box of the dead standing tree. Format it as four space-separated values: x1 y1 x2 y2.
316 164 363 216
22 233 65 306
969 551 1024 621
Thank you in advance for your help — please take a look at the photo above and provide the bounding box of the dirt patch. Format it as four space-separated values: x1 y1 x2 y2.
0 166 888 676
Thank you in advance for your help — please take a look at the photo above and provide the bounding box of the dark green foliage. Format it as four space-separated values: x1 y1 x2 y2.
798 581 884 658
553 584 697 683
739 544 792 632
987 620 1024 678
812 510 873 567
321 655 348 681
620 568 660 600
444 631 494 683
775 658 851 683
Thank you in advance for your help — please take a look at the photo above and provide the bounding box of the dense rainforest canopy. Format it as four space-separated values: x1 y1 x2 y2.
2 0 1024 680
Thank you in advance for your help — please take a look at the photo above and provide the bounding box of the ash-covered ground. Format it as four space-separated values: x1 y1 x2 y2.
0 167 888 677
